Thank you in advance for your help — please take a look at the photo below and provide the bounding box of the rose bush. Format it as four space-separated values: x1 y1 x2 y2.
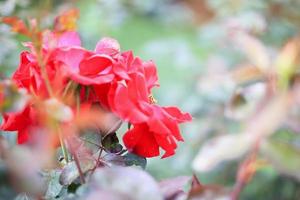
1 18 191 158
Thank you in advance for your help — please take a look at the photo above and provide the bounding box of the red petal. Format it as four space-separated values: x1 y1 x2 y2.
93 84 111 108
123 124 159 158
69 73 114 85
79 55 112 76
17 129 29 144
1 107 30 131
56 47 90 72
163 106 192 123
154 133 177 159
109 82 149 123
143 61 159 91
127 73 149 103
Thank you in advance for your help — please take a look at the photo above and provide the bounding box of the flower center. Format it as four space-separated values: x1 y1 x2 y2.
148 94 157 104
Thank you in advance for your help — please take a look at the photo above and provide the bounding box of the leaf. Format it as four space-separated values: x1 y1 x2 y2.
230 64 264 86
80 130 102 154
159 176 191 200
44 170 63 200
59 160 94 186
102 153 125 167
233 32 270 71
88 167 163 200
275 37 300 88
14 193 34 200
2 17 30 36
123 153 147 169
261 138 300 181
192 134 252 172
101 132 123 153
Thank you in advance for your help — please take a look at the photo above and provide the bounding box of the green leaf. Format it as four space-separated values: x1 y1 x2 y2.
261 137 300 181
123 153 147 169
102 132 123 153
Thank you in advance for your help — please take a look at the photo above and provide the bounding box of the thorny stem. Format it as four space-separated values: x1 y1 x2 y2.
30 28 71 164
80 137 105 150
231 141 260 200
32 37 54 98
95 147 104 168
72 150 86 184
231 181 246 200
93 119 123 169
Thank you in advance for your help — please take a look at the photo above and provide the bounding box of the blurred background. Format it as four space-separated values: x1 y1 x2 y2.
1 0 300 199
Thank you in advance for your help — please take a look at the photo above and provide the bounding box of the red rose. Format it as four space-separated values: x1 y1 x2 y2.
112 51 159 92
123 105 192 158
109 72 192 158
55 34 120 86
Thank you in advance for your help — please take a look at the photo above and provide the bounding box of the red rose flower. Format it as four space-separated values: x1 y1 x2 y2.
55 34 120 86
112 51 159 92
123 105 192 158
109 72 192 158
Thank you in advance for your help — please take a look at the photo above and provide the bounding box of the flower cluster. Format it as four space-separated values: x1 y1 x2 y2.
0 31 192 158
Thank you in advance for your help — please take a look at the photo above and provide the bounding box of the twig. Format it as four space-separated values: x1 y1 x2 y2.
72 151 85 184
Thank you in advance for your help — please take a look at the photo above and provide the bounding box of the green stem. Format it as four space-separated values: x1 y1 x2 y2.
57 127 69 163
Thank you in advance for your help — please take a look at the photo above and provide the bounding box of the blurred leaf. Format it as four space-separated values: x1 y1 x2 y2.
230 64 264 86
261 138 300 181
80 130 102 154
246 93 293 138
1 16 30 36
159 176 190 200
275 37 300 89
123 153 147 169
44 170 63 200
87 167 163 200
14 193 35 200
234 32 270 72
59 160 94 186
102 153 125 167
0 159 17 199
192 134 252 172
